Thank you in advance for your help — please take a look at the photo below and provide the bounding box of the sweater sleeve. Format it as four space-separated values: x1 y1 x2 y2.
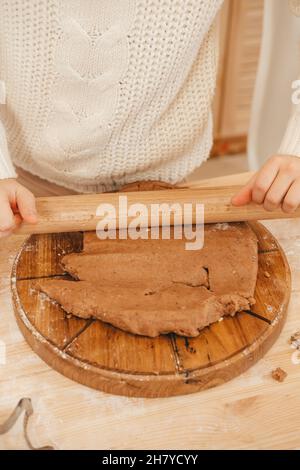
278 88 300 157
0 80 17 179
277 1 300 157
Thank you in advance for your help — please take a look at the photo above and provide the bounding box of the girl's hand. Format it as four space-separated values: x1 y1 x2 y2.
232 155 300 213
0 179 37 238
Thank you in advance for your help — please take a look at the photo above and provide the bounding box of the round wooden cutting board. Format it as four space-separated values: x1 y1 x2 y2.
11 189 291 398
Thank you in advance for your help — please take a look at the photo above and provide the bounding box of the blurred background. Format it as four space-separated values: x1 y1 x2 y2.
191 0 300 184
190 0 263 181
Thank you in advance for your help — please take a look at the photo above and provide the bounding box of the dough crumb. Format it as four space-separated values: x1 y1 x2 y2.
264 271 271 278
271 367 287 383
213 223 230 231
290 331 300 349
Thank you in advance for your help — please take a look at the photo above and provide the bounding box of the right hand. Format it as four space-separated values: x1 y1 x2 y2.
0 178 37 238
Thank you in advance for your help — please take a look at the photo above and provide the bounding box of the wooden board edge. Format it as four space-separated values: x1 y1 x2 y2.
12 290 289 398
10 222 291 398
11 234 34 281
11 282 290 398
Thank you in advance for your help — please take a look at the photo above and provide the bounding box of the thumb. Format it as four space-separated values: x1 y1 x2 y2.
15 186 38 224
231 174 256 206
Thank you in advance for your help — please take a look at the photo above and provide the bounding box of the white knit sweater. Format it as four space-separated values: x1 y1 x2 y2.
0 0 299 193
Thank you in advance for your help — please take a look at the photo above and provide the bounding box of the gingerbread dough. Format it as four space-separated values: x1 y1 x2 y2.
37 222 258 338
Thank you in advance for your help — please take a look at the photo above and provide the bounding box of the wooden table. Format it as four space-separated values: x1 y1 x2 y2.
1 218 300 450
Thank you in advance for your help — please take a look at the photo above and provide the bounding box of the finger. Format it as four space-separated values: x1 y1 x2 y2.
16 186 37 223
13 212 22 226
0 196 17 232
231 174 256 206
252 158 281 204
282 178 300 213
263 170 294 212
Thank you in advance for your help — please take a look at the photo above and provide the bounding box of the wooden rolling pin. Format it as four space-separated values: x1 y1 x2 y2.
13 171 300 235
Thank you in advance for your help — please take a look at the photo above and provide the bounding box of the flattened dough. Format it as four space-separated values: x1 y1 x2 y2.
37 222 258 337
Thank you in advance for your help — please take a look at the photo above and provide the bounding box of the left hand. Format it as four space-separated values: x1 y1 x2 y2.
231 155 300 213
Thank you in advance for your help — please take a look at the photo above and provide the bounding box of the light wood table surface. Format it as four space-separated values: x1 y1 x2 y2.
0 217 300 450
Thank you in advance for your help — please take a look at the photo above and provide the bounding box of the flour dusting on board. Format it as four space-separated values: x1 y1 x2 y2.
212 223 230 231
24 244 35 252
233 358 273 387
38 291 59 308
283 239 300 270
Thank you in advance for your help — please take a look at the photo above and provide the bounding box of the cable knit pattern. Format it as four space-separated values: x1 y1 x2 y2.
0 0 223 192
42 1 135 173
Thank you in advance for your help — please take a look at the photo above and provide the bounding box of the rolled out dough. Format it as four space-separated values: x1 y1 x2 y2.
37 222 258 337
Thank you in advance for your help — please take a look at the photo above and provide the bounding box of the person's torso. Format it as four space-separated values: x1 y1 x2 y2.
0 0 222 191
